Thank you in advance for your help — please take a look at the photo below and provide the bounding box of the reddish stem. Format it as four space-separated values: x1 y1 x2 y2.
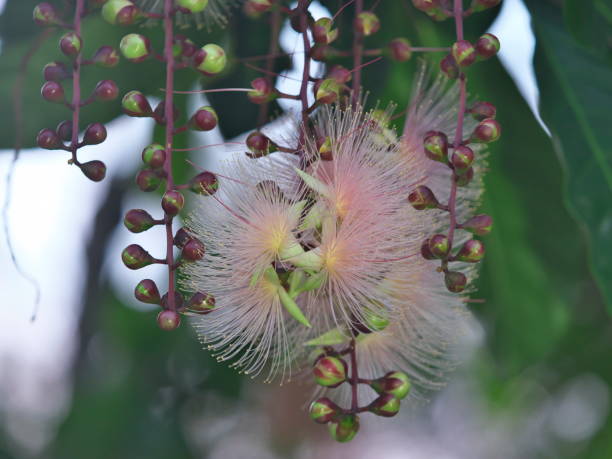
351 0 364 107
298 0 312 144
349 338 359 412
69 0 85 166
163 0 177 311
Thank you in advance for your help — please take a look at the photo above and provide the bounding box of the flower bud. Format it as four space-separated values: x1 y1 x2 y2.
455 166 474 186
161 291 185 310
455 239 485 263
124 209 156 233
428 234 449 258
421 238 437 260
452 40 476 67
92 46 120 67
423 130 448 162
80 160 107 182
440 53 459 79
141 144 166 169
186 292 216 314
102 0 141 25
247 77 276 104
371 371 411 400
388 38 412 62
173 35 197 58
246 131 276 158
309 398 340 424
412 0 440 12
194 44 227 75
122 90 152 117
177 0 209 13
246 0 273 13
59 32 82 57
161 190 184 216
313 356 347 387
354 11 380 36
56 120 72 142
83 123 107 145
94 80 119 101
368 393 401 417
136 169 162 192
328 65 351 84
470 0 501 13
189 171 219 195
316 79 341 105
120 34 151 62
445 271 467 293
121 244 154 270
41 81 65 103
187 106 217 132
469 101 496 121
317 136 333 160
37 128 62 150
157 310 181 331
134 279 161 304
471 118 501 143
313 17 338 44
43 61 70 82
461 214 493 236
451 146 474 172
310 44 337 62
408 185 439 210
328 414 359 443
33 3 60 26
173 228 194 248
182 238 205 262
476 33 500 59
152 100 180 126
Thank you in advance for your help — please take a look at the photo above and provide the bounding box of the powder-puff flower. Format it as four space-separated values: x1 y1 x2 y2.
137 0 243 29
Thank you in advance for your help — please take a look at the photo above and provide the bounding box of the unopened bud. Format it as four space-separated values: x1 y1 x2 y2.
33 3 60 26
428 234 449 258
136 169 162 192
455 239 485 263
41 81 65 103
440 53 459 79
309 397 340 424
102 0 141 25
190 106 218 131
59 32 82 57
161 292 184 310
189 171 219 195
120 33 151 62
452 40 476 67
194 44 227 75
471 118 501 143
247 77 276 104
313 356 347 387
56 120 72 142
94 80 119 101
445 271 467 293
328 65 352 84
420 238 437 260
246 131 276 158
423 130 448 162
173 228 194 248
83 123 107 145
161 190 184 216
316 78 341 104
157 310 181 331
37 128 62 150
80 160 107 182
246 0 273 13
121 244 154 270
43 61 70 82
141 144 166 169
412 0 440 12
134 279 161 304
388 38 412 62
182 238 205 262
469 101 496 121
408 185 439 210
186 292 216 314
177 0 209 13
317 136 333 160
355 11 380 36
461 214 493 236
328 414 360 443
122 90 152 117
455 167 474 186
92 46 120 67
368 393 401 417
451 146 474 172
313 17 338 44
476 33 500 59
124 209 156 233
371 371 411 399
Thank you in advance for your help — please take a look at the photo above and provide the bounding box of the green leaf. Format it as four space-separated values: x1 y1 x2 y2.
528 1 612 312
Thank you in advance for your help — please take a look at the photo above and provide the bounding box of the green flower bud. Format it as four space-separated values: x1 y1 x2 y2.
368 393 401 417
423 130 448 162
354 11 380 36
313 17 338 44
194 44 227 75
316 78 341 104
122 90 152 117
309 397 340 424
177 0 209 13
313 356 347 387
120 33 151 62
136 169 162 192
328 414 360 443
102 0 140 25
33 3 60 26
141 144 166 169
92 46 120 67
59 32 82 57
428 234 449 258
455 239 485 263
371 371 411 400
452 40 476 67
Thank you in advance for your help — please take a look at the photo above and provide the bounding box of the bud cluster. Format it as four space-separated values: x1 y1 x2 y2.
34 1 120 181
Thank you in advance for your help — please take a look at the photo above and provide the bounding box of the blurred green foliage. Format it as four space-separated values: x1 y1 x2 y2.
1 0 611 458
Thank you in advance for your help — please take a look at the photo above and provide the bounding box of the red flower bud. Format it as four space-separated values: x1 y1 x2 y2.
327 65 352 84
136 169 162 192
182 238 205 262
452 40 476 67
134 279 161 304
189 106 218 131
94 80 119 101
121 244 154 270
428 234 449 258
141 144 166 169
83 123 107 145
420 238 437 260
248 77 276 104
455 167 474 186
388 38 412 62
313 356 347 387
368 393 401 417
161 190 184 216
41 81 65 103
408 185 439 210
440 54 459 79
309 397 340 424
455 239 485 263
246 131 276 158
92 46 120 67
423 130 448 162
186 292 216 314
124 209 156 233
59 32 82 57
173 228 194 248
189 171 219 195
445 271 467 293
469 101 496 121
475 33 500 59
461 214 493 236
471 118 501 143
451 146 474 172
33 3 60 26
43 61 70 82
122 90 152 117
80 160 107 182
37 128 62 150
157 310 181 331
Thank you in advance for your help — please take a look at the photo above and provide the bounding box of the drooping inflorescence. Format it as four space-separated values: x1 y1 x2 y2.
28 0 502 443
